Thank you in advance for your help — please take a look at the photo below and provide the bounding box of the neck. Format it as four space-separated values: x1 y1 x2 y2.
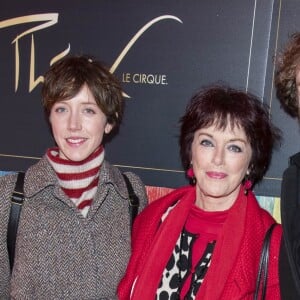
46 145 105 217
195 185 241 211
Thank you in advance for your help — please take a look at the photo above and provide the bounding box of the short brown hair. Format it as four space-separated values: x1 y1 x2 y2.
179 85 281 185
275 32 300 119
42 55 123 127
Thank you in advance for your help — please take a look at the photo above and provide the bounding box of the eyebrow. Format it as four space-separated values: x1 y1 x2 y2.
55 100 98 106
229 138 247 144
81 102 98 106
198 132 248 144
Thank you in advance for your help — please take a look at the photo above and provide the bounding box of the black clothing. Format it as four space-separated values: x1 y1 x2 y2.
280 152 300 299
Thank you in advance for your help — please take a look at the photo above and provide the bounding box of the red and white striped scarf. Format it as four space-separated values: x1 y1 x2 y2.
46 146 104 217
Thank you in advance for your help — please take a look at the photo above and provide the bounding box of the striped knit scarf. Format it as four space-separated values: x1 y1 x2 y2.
46 146 104 217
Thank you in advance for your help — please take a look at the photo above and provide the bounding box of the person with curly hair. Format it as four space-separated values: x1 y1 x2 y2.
275 32 300 299
275 33 300 118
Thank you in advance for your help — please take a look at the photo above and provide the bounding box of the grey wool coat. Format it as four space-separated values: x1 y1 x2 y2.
0 156 148 299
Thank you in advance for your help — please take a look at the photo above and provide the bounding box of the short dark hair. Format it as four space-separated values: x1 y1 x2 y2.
179 85 281 185
275 32 300 119
42 55 123 127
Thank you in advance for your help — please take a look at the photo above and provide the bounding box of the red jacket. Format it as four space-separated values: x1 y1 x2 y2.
118 185 282 300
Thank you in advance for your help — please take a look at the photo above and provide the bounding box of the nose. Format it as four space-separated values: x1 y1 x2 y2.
67 111 82 131
212 146 224 166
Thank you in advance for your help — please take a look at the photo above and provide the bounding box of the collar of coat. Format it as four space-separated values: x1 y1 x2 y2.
23 155 130 201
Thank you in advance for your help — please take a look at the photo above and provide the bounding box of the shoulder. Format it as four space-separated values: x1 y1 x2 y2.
282 151 300 182
21 157 58 196
123 171 148 211
281 153 300 212
249 200 282 261
130 186 194 253
0 162 49 198
122 171 144 190
102 161 143 185
0 172 19 201
254 202 282 241
290 152 300 166
0 172 17 184
247 191 276 221
102 161 148 211
133 185 193 226
0 173 20 232
245 192 282 246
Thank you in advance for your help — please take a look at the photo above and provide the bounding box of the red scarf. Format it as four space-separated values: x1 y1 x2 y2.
118 185 280 300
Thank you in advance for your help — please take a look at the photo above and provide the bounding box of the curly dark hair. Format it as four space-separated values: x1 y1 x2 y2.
42 54 124 127
179 85 281 185
275 32 300 119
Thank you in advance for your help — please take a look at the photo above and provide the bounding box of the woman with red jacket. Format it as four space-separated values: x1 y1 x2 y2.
118 85 282 300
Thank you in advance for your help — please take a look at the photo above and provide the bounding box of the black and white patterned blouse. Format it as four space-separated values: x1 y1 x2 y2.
156 229 215 300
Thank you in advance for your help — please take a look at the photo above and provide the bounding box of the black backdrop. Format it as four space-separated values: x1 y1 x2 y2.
0 0 297 197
